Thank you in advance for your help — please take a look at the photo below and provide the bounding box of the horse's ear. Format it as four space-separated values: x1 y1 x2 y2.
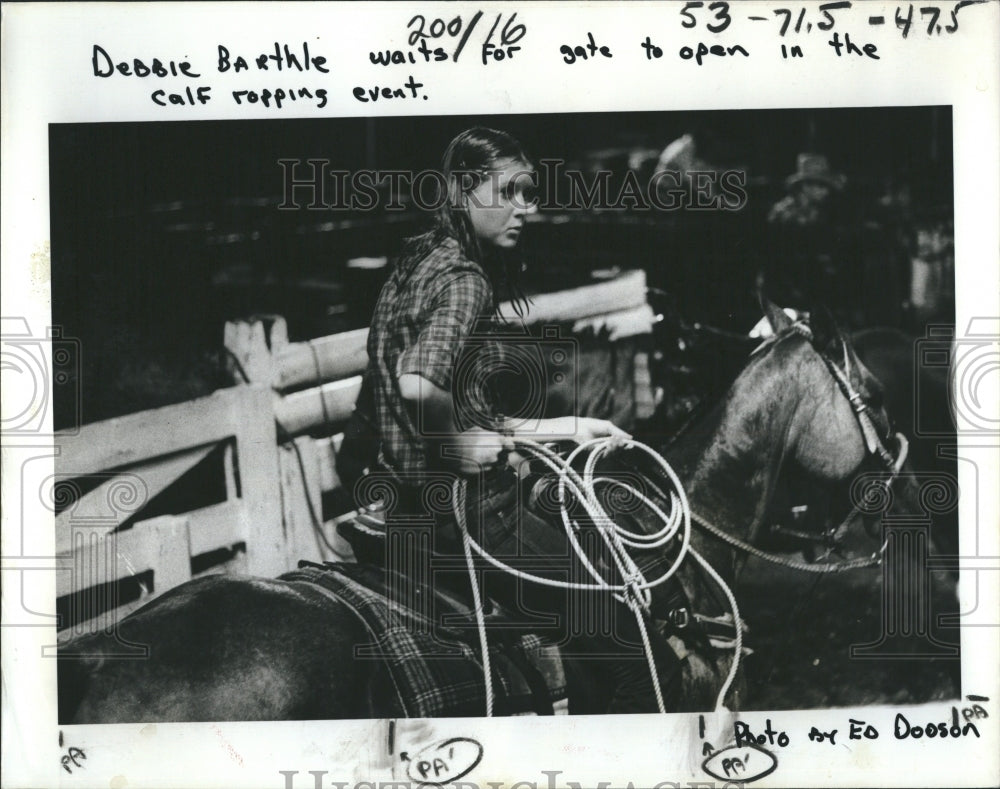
809 304 843 353
759 293 794 334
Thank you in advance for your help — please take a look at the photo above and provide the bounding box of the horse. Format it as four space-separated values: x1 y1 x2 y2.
58 302 897 723
647 294 956 554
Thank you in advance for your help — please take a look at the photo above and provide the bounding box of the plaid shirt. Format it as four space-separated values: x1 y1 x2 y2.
367 236 504 479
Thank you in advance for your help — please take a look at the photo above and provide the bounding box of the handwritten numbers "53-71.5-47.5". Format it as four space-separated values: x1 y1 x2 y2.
675 0 981 38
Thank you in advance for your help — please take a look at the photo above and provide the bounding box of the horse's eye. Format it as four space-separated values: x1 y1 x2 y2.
867 388 883 410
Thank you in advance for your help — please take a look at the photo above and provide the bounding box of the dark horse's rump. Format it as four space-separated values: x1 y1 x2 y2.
60 575 379 723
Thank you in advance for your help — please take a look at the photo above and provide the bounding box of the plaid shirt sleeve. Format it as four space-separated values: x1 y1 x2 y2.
396 269 493 395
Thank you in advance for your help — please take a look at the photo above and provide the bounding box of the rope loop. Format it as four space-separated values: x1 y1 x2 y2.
451 435 742 713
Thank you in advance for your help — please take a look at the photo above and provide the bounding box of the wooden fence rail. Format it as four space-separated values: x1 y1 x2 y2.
53 385 296 637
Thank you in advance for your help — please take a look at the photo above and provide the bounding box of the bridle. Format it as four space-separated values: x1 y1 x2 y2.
669 322 911 696
691 321 909 573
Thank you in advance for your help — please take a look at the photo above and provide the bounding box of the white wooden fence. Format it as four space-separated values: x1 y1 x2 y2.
54 270 655 637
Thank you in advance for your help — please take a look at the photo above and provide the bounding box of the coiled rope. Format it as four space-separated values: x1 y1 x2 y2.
451 436 742 716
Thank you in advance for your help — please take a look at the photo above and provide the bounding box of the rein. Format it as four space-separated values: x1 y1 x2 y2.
690 428 908 575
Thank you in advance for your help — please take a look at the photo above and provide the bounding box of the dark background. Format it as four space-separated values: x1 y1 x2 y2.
50 107 954 427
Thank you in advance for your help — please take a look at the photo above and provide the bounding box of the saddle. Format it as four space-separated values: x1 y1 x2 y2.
296 520 567 718
340 503 515 622
334 466 748 714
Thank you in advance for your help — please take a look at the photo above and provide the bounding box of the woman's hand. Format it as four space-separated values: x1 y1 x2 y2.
446 428 515 475
572 417 632 443
532 416 631 444
496 417 632 478
444 418 632 479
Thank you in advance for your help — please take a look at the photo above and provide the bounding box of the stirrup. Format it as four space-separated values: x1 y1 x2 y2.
693 612 749 650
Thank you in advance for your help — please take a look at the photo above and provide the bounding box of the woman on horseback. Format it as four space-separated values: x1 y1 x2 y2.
353 126 681 714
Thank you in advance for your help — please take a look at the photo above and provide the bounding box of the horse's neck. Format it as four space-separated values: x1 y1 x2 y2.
667 348 800 560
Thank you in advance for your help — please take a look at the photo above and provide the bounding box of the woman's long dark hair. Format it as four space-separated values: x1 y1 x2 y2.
397 127 532 320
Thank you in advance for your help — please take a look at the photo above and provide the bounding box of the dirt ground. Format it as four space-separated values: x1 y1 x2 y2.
735 548 960 710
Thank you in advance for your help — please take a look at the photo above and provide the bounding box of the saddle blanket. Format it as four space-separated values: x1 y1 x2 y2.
285 561 566 718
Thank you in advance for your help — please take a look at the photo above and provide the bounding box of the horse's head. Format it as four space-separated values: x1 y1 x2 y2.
758 300 895 484
742 299 909 557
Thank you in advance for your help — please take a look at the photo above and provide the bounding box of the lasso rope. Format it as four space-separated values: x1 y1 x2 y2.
451 436 743 715
453 478 494 717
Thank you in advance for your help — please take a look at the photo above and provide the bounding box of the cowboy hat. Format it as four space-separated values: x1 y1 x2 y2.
785 153 846 191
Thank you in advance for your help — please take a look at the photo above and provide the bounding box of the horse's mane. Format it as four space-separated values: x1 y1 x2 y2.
658 322 815 447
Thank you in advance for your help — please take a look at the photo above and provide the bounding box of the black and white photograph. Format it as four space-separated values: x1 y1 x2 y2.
2 3 998 788
49 108 961 721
